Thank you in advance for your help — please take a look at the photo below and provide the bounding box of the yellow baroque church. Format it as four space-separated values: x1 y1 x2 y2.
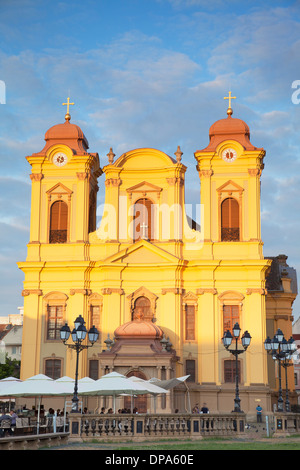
18 98 297 414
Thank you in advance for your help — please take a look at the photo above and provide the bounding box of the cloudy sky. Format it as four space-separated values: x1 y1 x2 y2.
0 0 300 318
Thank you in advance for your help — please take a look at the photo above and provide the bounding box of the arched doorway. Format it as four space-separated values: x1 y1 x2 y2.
124 371 148 413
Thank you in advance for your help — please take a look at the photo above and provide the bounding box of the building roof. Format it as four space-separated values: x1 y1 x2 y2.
196 110 263 153
265 254 298 293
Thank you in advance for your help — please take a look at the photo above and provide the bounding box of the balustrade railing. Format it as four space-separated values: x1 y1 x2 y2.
69 413 245 440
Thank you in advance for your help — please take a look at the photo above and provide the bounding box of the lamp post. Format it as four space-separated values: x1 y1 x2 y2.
60 315 99 412
264 330 296 412
222 323 251 413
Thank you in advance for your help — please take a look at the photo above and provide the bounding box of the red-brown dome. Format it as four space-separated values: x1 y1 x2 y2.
114 319 163 340
196 112 261 152
45 121 88 144
44 120 89 152
209 115 250 139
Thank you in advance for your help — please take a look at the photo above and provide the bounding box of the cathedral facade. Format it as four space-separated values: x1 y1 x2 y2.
18 101 297 413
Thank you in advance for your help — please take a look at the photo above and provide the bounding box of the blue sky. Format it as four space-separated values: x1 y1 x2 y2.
0 0 300 317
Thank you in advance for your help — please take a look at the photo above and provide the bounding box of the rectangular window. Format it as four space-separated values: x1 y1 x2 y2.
45 359 61 380
90 305 101 342
186 359 196 382
89 360 99 380
223 305 239 334
185 305 195 341
224 359 240 383
47 305 63 340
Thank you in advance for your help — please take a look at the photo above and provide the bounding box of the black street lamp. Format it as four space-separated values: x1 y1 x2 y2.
264 330 296 412
60 315 99 412
222 323 251 413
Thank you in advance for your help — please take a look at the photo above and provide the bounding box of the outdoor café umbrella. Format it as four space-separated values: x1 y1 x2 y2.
0 377 23 410
0 374 71 433
55 376 97 422
149 375 191 412
81 372 166 412
148 375 190 390
128 375 169 413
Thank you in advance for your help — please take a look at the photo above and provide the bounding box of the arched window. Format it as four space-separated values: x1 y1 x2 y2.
221 197 239 241
133 198 153 242
133 296 152 321
49 200 68 243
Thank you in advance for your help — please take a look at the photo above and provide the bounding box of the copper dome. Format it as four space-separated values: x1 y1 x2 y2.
44 120 89 152
114 319 163 340
196 113 261 152
209 115 250 139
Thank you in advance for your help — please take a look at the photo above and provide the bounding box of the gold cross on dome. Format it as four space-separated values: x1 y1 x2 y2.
224 91 236 115
62 97 74 121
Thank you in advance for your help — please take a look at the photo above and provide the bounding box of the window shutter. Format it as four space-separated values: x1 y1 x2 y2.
185 305 195 340
221 198 230 228
223 305 239 333
45 359 61 380
224 359 240 383
221 198 239 241
186 359 196 382
50 201 68 243
230 198 239 228
89 360 99 380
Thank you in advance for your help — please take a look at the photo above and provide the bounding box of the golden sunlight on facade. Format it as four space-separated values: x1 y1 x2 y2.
18 98 297 414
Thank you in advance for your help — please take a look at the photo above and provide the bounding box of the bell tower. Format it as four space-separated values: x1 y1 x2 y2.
194 93 266 259
26 100 101 260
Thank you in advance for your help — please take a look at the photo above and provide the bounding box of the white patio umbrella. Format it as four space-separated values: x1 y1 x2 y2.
55 376 95 394
129 375 169 413
0 374 71 434
55 376 97 421
149 375 191 412
81 372 164 412
0 376 22 383
0 376 22 394
148 375 190 390
0 377 22 411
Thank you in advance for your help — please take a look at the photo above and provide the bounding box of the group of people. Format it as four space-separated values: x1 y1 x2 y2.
192 403 209 414
0 410 18 437
99 407 139 414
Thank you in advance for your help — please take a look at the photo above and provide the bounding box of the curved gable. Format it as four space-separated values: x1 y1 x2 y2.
114 148 176 169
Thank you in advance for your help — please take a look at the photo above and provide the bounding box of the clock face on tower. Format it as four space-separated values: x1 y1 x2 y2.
222 148 237 163
53 152 68 167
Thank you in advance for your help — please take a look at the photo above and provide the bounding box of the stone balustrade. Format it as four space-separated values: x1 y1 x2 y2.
69 413 246 442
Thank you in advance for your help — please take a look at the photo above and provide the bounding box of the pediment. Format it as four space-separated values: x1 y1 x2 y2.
127 181 162 194
217 180 244 193
103 240 179 265
182 291 198 302
46 182 73 195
